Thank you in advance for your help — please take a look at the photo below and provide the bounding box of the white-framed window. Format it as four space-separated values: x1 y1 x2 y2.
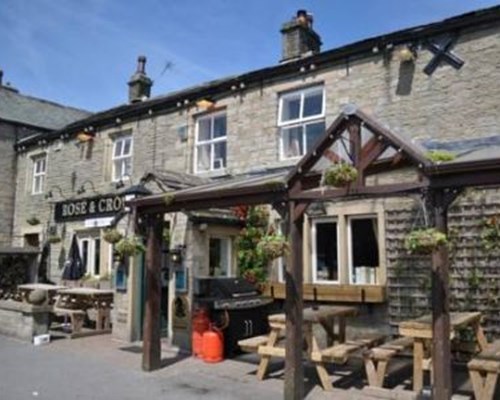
209 236 232 277
347 216 380 285
312 218 340 283
32 154 47 194
278 86 325 159
80 237 103 277
195 112 227 173
112 135 133 181
311 213 381 285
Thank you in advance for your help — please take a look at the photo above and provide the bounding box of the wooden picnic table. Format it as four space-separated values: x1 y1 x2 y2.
399 311 488 392
257 305 359 391
54 288 114 337
17 283 67 305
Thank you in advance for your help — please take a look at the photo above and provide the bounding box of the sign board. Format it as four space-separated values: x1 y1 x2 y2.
84 217 114 228
54 194 125 222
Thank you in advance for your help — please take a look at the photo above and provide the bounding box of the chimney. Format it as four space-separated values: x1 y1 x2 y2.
0 70 3 86
128 56 153 103
280 10 322 63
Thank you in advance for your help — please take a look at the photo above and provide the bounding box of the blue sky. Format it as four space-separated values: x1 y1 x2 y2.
1 0 498 112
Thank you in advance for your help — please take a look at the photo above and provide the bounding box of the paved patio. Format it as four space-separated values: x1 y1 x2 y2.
0 334 477 399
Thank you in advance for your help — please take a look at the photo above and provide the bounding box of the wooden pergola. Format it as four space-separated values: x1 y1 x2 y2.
133 105 500 399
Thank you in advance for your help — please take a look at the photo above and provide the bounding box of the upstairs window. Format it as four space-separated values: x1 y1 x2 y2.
195 112 227 173
112 135 133 181
32 154 47 194
279 86 325 159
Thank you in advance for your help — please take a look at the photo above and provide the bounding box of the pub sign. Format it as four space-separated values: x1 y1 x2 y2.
54 194 125 222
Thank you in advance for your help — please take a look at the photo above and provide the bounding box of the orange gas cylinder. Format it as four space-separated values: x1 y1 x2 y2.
192 308 210 358
202 325 224 363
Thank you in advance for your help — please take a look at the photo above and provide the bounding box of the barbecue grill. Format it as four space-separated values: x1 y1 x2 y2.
194 277 273 357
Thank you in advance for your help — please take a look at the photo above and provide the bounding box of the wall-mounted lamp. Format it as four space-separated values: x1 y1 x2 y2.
76 132 94 143
398 45 418 63
45 185 66 200
169 245 186 264
77 179 98 195
196 98 215 110
115 173 132 190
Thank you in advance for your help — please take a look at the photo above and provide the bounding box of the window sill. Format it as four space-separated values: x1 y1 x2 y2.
262 282 386 303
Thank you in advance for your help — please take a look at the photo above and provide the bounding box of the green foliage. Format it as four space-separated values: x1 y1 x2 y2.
115 236 146 257
322 163 358 187
26 216 41 226
481 215 500 251
404 228 447 255
237 206 286 284
102 228 123 244
164 193 175 206
426 150 456 163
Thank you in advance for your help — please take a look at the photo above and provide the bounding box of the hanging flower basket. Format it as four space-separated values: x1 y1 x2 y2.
404 228 448 255
481 215 500 251
246 206 269 228
115 236 146 257
322 163 358 187
26 216 41 226
47 235 62 244
257 234 289 260
102 228 123 244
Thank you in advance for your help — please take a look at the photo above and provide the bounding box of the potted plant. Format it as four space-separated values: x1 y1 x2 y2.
102 228 123 244
404 228 448 255
257 234 289 260
26 216 41 226
115 236 146 257
322 163 358 187
426 150 456 163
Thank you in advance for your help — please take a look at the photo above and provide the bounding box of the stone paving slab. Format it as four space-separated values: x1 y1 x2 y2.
0 334 479 400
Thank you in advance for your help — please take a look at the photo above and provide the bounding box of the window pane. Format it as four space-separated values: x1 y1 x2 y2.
282 126 303 158
305 122 325 152
281 94 301 122
197 144 211 172
123 158 132 176
315 222 338 281
303 90 323 118
123 138 132 155
213 142 226 169
213 115 226 138
114 141 123 157
350 218 379 284
198 118 211 141
94 239 101 276
209 238 222 276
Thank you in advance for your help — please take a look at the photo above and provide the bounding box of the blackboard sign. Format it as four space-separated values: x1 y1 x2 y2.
54 194 125 222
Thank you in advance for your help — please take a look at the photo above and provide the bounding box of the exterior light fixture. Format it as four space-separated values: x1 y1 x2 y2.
196 98 215 109
76 132 94 142
398 45 417 62
77 180 98 195
169 245 185 264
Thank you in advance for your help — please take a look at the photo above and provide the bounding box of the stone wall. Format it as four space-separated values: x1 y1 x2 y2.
0 123 17 246
0 300 51 341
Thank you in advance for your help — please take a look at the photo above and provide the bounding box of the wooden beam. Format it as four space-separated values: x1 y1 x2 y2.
359 140 389 172
289 182 427 201
284 201 305 400
430 189 452 399
142 212 163 372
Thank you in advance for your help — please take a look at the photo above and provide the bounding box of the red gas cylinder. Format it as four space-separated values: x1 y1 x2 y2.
202 325 224 363
192 308 210 358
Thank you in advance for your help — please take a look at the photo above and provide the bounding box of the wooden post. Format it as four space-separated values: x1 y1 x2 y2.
431 190 452 399
284 201 304 400
142 212 163 371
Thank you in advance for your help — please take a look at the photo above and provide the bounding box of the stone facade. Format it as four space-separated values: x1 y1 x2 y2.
7 10 500 342
0 123 17 246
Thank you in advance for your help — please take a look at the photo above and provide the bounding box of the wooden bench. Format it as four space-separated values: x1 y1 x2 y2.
53 307 87 334
468 340 500 400
238 335 273 353
363 336 414 387
311 334 387 364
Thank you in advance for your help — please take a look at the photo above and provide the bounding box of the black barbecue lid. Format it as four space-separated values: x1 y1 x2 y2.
194 276 259 298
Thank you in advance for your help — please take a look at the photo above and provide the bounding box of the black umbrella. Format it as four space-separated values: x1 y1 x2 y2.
62 234 85 280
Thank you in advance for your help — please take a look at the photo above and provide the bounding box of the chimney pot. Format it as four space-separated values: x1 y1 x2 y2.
128 55 153 103
281 9 322 63
0 70 3 86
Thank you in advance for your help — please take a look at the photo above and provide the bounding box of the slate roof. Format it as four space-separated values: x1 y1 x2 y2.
0 87 90 131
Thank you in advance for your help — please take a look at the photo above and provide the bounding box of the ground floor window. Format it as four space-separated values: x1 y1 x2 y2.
312 214 381 285
347 216 379 284
209 237 232 277
79 236 103 277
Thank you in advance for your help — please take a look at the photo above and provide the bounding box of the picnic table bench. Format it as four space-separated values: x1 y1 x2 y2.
468 340 500 400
